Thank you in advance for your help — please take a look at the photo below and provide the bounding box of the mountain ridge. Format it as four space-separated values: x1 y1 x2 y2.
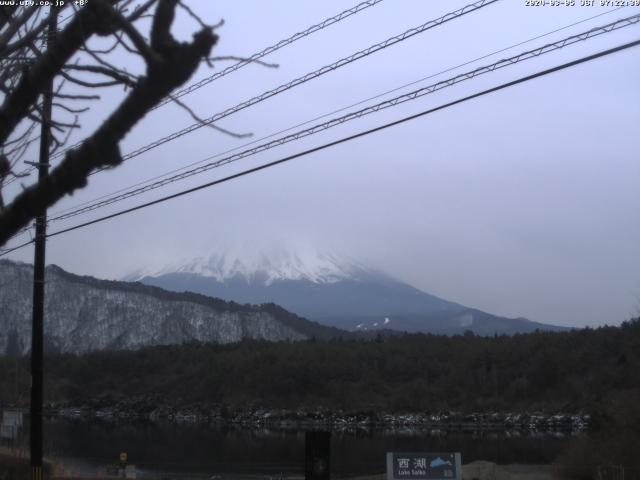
0 259 344 355
136 248 569 335
127 243 370 286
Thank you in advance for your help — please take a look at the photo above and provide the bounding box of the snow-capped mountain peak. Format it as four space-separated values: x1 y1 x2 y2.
136 242 367 286
132 241 567 336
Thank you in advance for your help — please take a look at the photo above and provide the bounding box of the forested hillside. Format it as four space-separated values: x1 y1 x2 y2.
1 320 638 417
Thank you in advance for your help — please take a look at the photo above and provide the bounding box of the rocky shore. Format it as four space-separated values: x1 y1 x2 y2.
36 397 590 432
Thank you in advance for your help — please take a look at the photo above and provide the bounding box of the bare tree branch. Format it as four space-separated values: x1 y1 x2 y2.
53 92 101 100
80 37 119 55
80 38 140 81
210 55 279 69
0 0 218 245
50 119 76 155
59 68 131 88
169 94 252 139
126 0 158 23
1 120 35 147
150 0 176 53
0 0 119 144
0 7 15 32
177 1 212 30
0 5 38 55
52 102 90 114
0 7 53 58
113 15 160 64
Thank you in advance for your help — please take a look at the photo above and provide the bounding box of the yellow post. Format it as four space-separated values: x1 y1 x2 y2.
31 465 42 480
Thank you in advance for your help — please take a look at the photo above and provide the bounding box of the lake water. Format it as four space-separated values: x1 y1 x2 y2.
32 418 577 478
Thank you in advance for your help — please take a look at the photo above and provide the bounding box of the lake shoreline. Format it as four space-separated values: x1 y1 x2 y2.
31 402 591 433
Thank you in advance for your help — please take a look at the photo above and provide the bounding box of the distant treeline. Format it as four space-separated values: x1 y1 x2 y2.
1 320 639 422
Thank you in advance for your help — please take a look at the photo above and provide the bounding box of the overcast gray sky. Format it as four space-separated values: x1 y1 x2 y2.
4 0 640 328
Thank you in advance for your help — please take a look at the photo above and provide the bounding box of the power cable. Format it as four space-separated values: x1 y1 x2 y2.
44 14 640 225
53 0 499 172
45 5 626 219
0 239 34 257
13 0 388 179
5 9 637 251
2 36 635 257
44 39 640 239
153 0 387 109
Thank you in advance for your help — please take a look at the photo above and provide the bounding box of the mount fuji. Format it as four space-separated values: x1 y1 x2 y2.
134 243 567 336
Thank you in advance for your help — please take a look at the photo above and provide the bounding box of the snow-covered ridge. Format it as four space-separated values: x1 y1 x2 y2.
0 260 308 355
134 243 370 286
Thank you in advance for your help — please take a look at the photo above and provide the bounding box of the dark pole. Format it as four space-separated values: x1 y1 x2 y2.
305 431 331 480
30 7 56 480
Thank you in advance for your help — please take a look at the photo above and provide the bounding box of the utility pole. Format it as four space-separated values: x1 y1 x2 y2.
30 7 56 480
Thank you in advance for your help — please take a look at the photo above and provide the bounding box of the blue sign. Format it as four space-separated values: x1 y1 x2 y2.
1 410 23 440
386 452 461 480
1 424 16 440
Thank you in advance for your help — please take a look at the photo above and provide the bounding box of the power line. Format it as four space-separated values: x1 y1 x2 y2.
44 14 640 225
154 0 387 110
45 5 626 219
0 239 34 257
0 36 631 256
4 9 636 252
3 1 492 237
4 0 389 187
84 0 499 173
45 0 387 164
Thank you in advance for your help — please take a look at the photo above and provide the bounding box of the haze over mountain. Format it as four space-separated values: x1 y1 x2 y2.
0 241 568 358
134 242 568 336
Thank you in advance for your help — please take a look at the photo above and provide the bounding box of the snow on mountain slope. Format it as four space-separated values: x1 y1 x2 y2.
136 242 569 336
0 260 334 355
133 242 370 286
